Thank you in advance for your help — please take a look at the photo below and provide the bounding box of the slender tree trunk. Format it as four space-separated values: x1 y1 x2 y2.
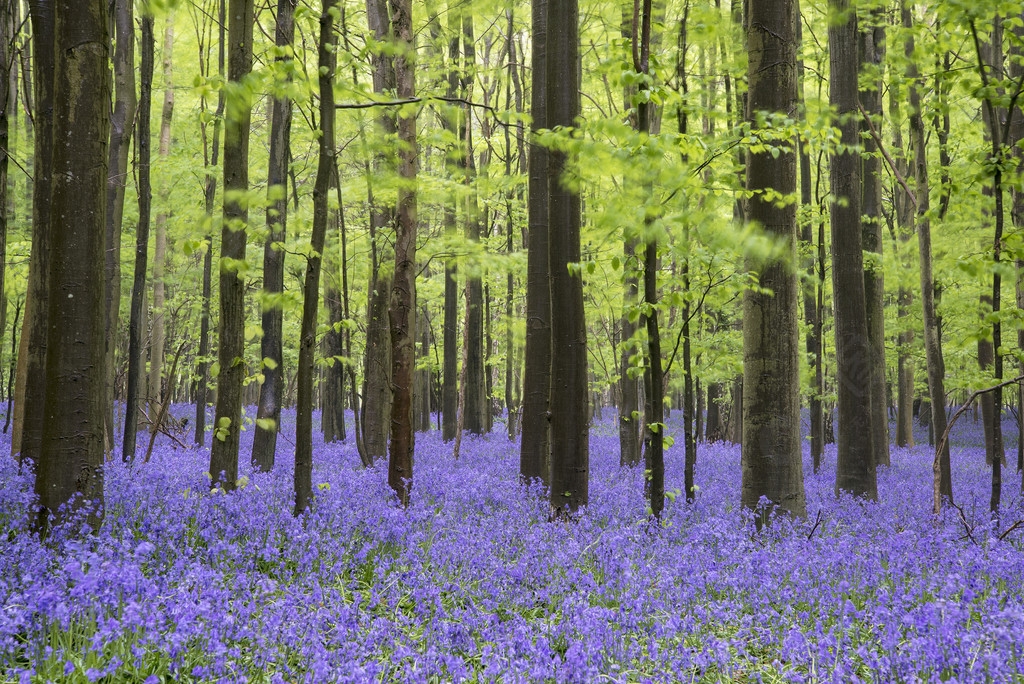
194 0 225 447
547 0 588 517
741 0 805 519
149 19 173 422
251 0 295 471
36 0 109 534
387 0 417 507
903 5 951 509
209 0 254 491
103 0 136 453
323 250 347 443
295 0 337 515
520 0 551 485
830 0 877 500
123 13 155 464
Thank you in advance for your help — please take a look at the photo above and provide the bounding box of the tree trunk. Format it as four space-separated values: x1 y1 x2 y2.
387 0 417 507
209 0 254 491
323 255 346 443
520 0 551 485
12 0 54 465
36 0 109 534
252 0 295 471
547 0 588 517
904 5 951 508
102 0 136 453
295 0 337 515
123 13 154 464
741 0 805 519
148 19 173 423
859 13 889 468
830 0 877 500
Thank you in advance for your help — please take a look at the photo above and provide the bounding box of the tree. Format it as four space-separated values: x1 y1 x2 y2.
519 0 551 486
208 0 254 491
123 10 155 464
547 0 589 517
12 0 55 465
35 0 109 533
103 0 137 453
741 0 805 519
296 0 338 515
903 4 951 509
252 0 296 473
387 0 417 506
830 0 877 500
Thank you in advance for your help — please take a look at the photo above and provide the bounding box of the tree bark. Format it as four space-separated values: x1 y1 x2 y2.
904 5 951 507
35 0 109 534
194 0 224 448
859 12 890 469
148 19 174 423
387 0 417 507
830 0 877 500
547 0 589 517
251 0 295 472
741 0 805 519
123 12 154 464
102 0 136 453
208 0 254 491
12 0 54 465
520 0 551 485
295 0 337 515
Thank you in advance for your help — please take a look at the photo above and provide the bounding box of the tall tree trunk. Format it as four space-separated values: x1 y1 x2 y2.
194 0 224 447
322 244 347 443
859 12 889 469
251 0 295 472
741 0 805 519
520 0 551 485
796 0 822 469
547 0 588 517
362 0 395 463
903 5 951 510
36 0 109 533
830 0 877 500
295 0 337 515
123 12 155 464
13 0 54 465
149 19 174 423
103 0 136 453
387 0 417 507
209 0 254 491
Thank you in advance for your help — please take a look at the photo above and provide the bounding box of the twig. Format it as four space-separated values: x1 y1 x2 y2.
997 520 1024 542
857 103 917 210
933 373 1024 514
950 500 978 546
806 509 823 541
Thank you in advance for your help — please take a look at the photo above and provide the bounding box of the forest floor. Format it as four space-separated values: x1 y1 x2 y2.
2 407 1023 682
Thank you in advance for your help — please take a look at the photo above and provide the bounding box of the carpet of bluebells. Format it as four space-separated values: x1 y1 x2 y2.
2 407 1024 683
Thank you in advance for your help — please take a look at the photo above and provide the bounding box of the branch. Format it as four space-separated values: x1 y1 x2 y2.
857 103 916 210
934 373 1024 514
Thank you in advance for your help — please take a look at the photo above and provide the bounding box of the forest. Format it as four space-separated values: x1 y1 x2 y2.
2 0 1024 680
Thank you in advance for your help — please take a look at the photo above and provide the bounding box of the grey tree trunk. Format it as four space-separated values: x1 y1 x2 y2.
830 0 877 500
904 5 951 508
194 0 224 447
12 0 54 465
520 0 551 485
36 0 109 534
208 0 254 491
103 0 136 453
295 0 337 515
859 13 890 469
149 19 174 423
546 0 588 517
123 12 154 464
741 0 805 519
251 0 295 472
387 0 417 507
